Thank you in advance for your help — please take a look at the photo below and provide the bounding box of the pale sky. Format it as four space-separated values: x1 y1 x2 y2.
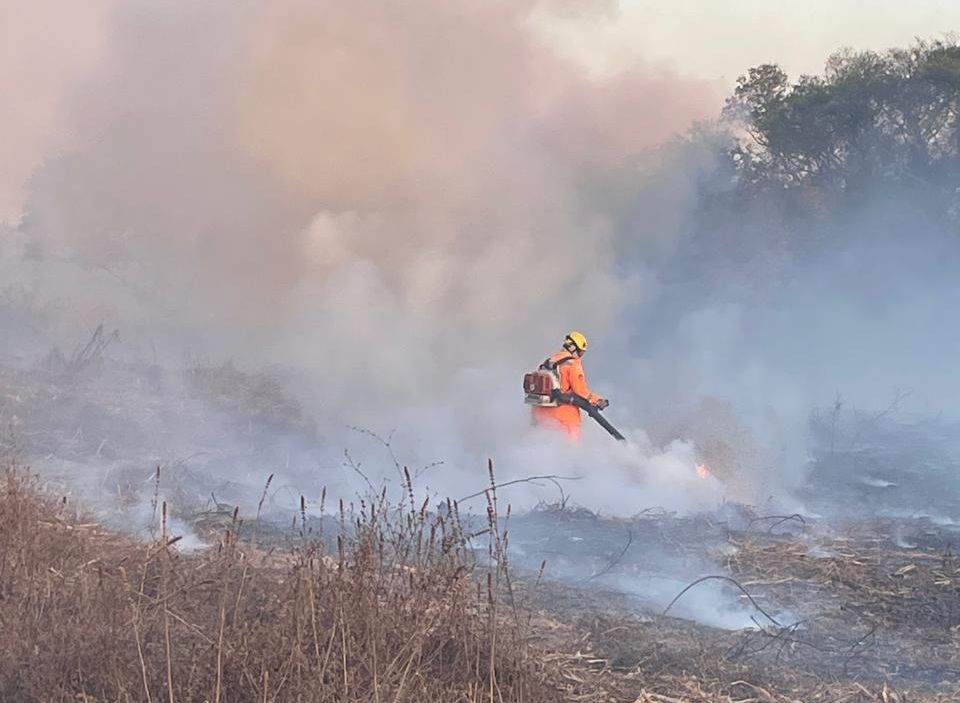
533 0 960 84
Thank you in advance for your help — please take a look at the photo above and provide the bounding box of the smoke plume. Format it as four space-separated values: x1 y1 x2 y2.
2 0 734 513
10 1 958 525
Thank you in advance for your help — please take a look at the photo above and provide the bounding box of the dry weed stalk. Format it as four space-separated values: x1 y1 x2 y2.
0 462 560 702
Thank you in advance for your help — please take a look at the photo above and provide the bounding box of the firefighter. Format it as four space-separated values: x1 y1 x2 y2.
530 331 608 440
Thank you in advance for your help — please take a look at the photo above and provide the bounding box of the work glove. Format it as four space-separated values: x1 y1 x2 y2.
595 398 609 411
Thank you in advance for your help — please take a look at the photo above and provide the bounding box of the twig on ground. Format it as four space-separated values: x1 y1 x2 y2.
586 529 634 582
662 575 783 628
746 514 806 533
459 475 582 504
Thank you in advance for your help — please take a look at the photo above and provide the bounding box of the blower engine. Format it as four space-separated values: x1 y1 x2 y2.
523 355 574 406
523 368 559 406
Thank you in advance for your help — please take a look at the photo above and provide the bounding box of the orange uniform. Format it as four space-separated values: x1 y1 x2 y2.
531 349 602 440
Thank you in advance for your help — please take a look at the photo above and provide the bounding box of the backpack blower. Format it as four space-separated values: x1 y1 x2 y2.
523 362 626 441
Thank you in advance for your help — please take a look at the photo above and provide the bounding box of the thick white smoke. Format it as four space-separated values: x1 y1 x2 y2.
14 2 955 521
3 0 733 514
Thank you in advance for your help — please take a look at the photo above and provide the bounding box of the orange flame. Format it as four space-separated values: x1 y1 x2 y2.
695 463 711 480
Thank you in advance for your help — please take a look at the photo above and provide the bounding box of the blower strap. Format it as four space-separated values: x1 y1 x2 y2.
539 354 575 371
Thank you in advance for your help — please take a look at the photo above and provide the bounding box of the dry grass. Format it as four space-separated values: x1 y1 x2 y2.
0 462 565 702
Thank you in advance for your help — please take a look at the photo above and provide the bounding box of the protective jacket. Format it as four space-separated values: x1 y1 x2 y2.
530 349 601 440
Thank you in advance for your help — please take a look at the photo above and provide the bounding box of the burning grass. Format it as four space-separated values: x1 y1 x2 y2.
0 463 571 702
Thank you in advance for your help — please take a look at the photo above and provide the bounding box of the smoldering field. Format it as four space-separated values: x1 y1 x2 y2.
3 0 960 699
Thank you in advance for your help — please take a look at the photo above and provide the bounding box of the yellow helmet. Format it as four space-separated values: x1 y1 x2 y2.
564 330 588 352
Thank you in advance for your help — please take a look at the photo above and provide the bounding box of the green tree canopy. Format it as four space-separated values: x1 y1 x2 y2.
724 39 960 220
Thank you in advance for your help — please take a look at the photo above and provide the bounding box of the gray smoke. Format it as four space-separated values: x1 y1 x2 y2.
3 0 959 525
2 0 732 516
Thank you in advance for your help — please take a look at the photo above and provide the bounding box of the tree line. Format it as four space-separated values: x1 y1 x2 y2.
722 38 960 223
